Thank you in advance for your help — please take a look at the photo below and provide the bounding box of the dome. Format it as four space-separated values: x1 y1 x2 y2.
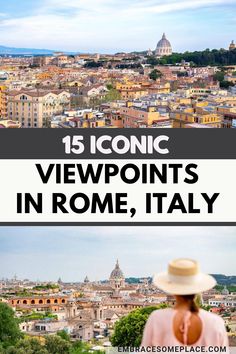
110 260 124 280
147 48 153 56
229 40 236 51
222 285 229 295
84 275 89 283
155 33 172 57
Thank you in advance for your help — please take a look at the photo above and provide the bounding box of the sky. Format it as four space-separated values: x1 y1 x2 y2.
0 0 235 53
0 226 235 282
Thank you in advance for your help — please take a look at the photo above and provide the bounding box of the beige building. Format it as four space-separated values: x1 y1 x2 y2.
8 90 71 128
0 85 7 118
120 102 161 128
171 111 222 128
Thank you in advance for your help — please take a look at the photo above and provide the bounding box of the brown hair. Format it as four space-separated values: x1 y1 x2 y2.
180 294 199 313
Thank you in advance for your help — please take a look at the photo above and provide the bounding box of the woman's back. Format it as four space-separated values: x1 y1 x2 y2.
141 308 228 347
173 309 202 345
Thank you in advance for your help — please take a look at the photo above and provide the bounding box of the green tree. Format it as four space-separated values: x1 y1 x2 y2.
104 88 121 102
152 48 236 66
111 305 167 347
84 61 103 68
0 343 4 354
106 83 114 90
70 341 96 354
45 335 71 354
177 71 188 77
0 303 22 348
146 56 159 66
213 71 225 82
5 338 48 354
57 330 70 342
220 81 234 89
149 69 163 81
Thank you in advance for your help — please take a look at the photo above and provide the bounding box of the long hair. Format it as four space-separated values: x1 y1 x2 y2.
180 294 199 313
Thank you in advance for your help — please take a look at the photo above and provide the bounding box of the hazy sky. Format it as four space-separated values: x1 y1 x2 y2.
0 227 235 282
0 0 235 53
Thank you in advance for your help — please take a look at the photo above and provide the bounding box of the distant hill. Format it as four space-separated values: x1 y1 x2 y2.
124 275 236 285
211 274 236 285
0 45 57 55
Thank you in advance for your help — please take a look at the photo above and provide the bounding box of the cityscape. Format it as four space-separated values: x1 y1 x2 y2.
0 34 236 129
0 0 236 352
1 259 236 348
0 226 236 351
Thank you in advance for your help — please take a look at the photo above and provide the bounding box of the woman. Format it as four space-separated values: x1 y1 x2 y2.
142 258 229 348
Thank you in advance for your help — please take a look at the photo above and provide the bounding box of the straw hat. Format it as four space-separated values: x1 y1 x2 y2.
153 258 216 295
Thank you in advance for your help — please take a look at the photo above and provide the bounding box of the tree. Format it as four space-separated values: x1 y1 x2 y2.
111 305 167 347
213 71 225 82
149 69 162 81
146 56 159 66
177 71 188 77
0 343 4 354
152 48 236 66
57 330 70 342
106 83 114 90
70 341 96 354
0 303 22 348
84 61 103 68
220 81 234 89
104 88 121 102
5 338 48 354
170 80 179 92
45 335 71 354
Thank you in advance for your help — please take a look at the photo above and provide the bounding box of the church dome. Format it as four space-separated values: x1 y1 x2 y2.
84 275 89 283
155 33 172 57
110 260 124 280
229 40 236 51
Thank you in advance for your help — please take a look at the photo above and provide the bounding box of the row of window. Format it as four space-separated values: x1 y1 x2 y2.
210 301 236 306
13 298 66 305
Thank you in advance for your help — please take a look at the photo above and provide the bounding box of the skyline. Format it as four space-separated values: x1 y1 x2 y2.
0 1 236 53
0 227 235 282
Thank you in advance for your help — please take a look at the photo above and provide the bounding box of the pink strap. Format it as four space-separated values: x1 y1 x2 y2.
179 311 191 345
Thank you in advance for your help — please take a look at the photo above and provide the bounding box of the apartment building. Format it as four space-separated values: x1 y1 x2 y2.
8 89 70 128
0 85 7 118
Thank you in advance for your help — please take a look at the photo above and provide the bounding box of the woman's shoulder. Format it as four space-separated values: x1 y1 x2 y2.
199 309 225 329
148 308 173 321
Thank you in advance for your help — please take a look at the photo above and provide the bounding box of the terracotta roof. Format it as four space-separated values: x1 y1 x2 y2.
8 89 69 97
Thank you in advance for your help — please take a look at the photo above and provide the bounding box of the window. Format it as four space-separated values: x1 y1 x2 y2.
20 95 28 101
